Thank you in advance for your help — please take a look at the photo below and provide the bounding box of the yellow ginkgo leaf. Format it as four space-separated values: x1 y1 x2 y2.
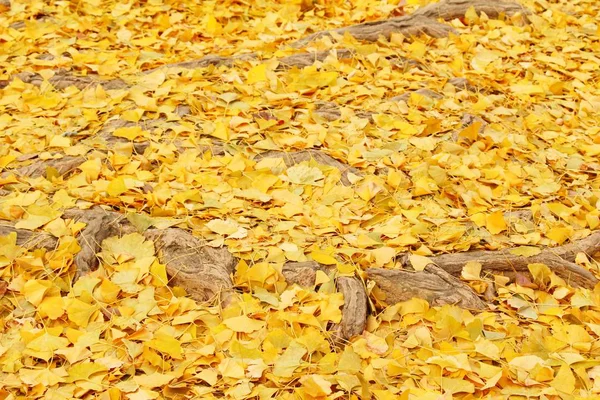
409 254 433 271
286 164 324 186
247 63 267 84
486 211 507 235
147 333 183 359
461 262 482 281
66 298 98 328
509 246 542 257
113 126 147 141
102 233 155 262
223 315 265 333
273 341 307 378
310 251 337 265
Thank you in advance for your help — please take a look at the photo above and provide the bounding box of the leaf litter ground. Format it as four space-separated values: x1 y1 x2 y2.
1 0 600 398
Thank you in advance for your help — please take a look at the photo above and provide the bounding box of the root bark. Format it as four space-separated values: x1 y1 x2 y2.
1 208 238 303
293 0 529 47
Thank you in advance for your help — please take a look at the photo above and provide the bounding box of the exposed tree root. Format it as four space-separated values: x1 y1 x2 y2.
254 149 360 186
293 0 529 47
3 49 358 92
282 261 368 341
294 15 454 48
1 155 86 179
416 0 529 20
422 235 600 288
389 88 444 102
149 49 356 73
313 77 479 122
10 70 128 91
1 197 599 341
367 265 487 310
2 0 526 93
0 223 58 252
0 208 238 303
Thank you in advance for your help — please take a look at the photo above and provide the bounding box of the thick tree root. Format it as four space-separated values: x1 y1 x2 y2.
416 0 529 20
1 156 86 179
423 234 600 288
367 266 487 310
293 0 529 47
0 208 238 303
1 205 599 340
282 261 368 341
4 49 357 92
2 0 527 93
255 149 361 186
294 15 454 48
9 70 128 91
313 77 479 122
149 49 356 73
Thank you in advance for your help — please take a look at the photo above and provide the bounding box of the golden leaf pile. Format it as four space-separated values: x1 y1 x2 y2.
1 0 600 398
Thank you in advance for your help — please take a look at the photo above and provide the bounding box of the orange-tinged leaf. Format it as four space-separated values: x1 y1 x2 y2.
486 211 507 235
300 374 333 397
458 121 481 141
106 176 128 197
